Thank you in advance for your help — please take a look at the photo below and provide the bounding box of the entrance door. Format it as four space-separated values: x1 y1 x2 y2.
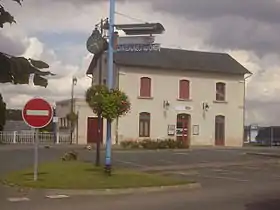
215 115 225 146
176 114 190 146
87 117 103 144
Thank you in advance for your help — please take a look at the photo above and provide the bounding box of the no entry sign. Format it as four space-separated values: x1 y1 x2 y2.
22 98 53 128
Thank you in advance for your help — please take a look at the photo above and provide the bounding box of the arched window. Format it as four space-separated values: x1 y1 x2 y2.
216 82 226 101
139 112 151 137
140 77 151 97
179 79 190 99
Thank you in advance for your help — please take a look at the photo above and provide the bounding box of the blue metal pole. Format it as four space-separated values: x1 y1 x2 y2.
105 0 115 175
53 107 57 144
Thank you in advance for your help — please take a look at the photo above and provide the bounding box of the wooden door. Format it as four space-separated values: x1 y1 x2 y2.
176 114 190 146
215 115 225 146
87 117 103 144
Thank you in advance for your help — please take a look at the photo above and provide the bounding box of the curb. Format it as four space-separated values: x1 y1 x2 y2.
246 152 280 158
43 183 201 196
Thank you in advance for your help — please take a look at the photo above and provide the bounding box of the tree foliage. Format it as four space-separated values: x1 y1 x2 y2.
66 111 78 125
85 85 131 121
0 94 6 131
0 0 54 87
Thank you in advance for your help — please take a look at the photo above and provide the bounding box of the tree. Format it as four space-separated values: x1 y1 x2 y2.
85 85 131 167
0 0 54 87
85 85 131 122
66 111 78 144
0 94 6 131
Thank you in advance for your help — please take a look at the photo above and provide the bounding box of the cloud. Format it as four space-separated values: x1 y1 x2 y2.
0 32 91 109
2 0 280 126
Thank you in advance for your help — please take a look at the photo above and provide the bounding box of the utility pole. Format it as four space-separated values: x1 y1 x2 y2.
104 0 115 176
70 76 77 144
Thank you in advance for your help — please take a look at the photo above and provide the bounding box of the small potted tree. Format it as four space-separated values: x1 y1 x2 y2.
85 85 131 170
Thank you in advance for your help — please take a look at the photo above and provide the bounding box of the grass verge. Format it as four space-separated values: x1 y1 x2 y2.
2 161 191 189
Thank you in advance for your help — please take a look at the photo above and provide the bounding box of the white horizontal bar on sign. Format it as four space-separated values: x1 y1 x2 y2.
26 110 49 116
118 36 155 45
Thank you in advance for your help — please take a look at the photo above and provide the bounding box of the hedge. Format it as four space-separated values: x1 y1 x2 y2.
120 139 189 150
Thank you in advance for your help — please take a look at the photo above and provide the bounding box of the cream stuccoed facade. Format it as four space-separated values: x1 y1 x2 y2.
117 67 245 147
56 48 251 147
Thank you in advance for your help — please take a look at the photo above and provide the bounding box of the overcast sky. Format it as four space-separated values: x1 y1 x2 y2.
1 0 280 126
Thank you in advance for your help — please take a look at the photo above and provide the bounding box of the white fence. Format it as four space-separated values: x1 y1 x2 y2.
0 131 71 144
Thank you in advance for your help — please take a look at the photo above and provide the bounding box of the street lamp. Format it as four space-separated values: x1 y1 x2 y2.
70 76 77 144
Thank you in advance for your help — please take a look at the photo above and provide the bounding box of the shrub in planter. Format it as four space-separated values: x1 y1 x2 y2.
176 139 189 149
120 139 140 149
130 141 140 149
140 139 158 149
157 139 169 149
120 140 132 149
166 139 177 149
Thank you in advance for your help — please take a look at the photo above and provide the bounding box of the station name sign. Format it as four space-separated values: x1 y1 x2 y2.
116 43 161 52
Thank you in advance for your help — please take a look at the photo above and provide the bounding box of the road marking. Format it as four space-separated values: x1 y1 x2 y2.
7 197 30 202
174 171 199 176
212 169 243 174
115 160 146 168
158 159 174 164
26 110 49 116
199 175 249 182
173 153 189 155
46 195 69 199
240 166 260 170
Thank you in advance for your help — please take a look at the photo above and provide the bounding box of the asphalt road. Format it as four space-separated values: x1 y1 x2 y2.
0 145 270 175
2 161 280 210
2 145 280 209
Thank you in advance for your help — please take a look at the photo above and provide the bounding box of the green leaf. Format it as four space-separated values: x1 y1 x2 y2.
9 57 31 84
0 6 16 27
29 59 50 69
11 0 23 6
0 53 12 83
0 93 6 131
33 74 48 87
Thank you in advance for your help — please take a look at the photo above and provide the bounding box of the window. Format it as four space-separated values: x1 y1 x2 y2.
179 79 190 99
140 77 151 98
216 82 226 101
139 112 151 137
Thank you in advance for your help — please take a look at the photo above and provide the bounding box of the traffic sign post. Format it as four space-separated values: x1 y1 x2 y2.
22 98 53 181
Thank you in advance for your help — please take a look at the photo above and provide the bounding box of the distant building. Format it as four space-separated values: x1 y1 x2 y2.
3 109 31 131
57 48 251 147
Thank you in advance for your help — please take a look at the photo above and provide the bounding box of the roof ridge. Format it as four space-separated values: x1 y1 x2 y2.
160 47 229 56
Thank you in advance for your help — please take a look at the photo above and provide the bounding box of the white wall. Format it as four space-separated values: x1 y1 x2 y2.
56 99 112 145
117 67 245 147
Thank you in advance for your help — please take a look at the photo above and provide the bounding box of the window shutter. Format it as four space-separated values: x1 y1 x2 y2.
140 77 151 97
179 80 190 99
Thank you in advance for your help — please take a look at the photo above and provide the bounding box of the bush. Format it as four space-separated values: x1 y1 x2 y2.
120 138 190 150
62 151 78 161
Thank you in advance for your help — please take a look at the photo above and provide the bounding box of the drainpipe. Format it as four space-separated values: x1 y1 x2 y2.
243 73 253 146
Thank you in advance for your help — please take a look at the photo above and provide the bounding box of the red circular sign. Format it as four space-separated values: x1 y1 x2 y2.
22 98 53 128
